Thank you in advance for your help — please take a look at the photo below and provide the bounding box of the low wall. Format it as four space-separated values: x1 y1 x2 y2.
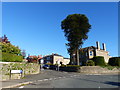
0 62 40 81
79 66 120 74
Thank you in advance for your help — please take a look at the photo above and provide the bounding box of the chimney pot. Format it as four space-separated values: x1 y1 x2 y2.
96 41 100 50
102 43 106 51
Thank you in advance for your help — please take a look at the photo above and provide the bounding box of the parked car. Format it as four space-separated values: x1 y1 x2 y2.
43 64 50 69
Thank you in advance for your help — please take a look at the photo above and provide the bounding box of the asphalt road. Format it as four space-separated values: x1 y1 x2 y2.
16 70 120 88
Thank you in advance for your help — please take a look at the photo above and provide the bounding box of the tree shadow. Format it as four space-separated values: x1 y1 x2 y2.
104 81 120 86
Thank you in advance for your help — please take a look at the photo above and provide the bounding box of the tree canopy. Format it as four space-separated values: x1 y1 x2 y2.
1 42 21 55
61 14 91 65
0 35 23 62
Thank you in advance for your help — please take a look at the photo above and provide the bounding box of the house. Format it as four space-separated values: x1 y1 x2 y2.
79 41 111 65
26 55 42 63
43 53 70 65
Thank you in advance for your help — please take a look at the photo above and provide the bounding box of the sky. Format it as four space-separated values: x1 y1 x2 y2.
2 2 118 58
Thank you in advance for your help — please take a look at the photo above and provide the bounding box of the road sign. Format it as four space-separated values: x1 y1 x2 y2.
11 70 23 74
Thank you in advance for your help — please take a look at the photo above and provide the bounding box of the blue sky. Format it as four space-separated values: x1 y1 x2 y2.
2 2 118 58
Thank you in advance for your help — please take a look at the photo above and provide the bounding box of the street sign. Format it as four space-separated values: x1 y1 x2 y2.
11 70 23 74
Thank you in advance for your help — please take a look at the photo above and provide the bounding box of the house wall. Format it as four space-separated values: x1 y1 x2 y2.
63 58 70 65
95 49 111 63
88 50 94 59
53 56 64 64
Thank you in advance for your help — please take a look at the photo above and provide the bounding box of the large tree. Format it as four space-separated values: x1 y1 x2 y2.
61 14 91 65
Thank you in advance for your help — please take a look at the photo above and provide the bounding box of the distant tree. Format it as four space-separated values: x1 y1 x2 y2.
1 35 10 43
0 35 23 62
21 50 26 59
1 35 21 55
61 14 91 65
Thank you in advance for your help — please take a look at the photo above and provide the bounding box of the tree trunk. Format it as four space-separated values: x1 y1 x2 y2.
76 49 79 65
69 53 73 65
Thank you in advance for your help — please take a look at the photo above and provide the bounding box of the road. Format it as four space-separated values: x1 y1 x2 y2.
15 70 120 88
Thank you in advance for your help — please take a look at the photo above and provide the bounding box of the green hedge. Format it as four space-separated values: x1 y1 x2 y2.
60 65 80 72
86 60 95 66
108 57 120 66
1 52 23 62
93 56 105 66
49 64 80 72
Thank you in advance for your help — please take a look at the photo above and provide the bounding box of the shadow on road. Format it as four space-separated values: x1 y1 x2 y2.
104 81 120 86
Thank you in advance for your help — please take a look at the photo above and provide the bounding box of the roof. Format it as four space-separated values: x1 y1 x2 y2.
64 58 70 59
80 46 97 51
43 53 63 57
53 54 63 57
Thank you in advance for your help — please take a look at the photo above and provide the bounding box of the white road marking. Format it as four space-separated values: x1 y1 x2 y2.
38 80 43 82
58 77 62 78
49 78 53 80
19 86 24 88
43 79 49 81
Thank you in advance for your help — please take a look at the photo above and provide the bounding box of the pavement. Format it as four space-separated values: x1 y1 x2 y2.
1 69 120 89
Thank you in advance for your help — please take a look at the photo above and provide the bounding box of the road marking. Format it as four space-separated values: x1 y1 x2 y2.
19 86 24 88
58 77 62 78
49 78 53 80
43 79 49 81
38 80 43 82
70 76 73 77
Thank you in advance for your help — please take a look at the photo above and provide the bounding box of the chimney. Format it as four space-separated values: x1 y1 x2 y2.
102 43 106 51
96 41 100 50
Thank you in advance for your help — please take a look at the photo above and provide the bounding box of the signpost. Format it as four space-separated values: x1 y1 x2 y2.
40 59 44 71
10 70 23 79
56 59 61 71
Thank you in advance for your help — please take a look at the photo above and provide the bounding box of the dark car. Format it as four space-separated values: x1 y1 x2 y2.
43 64 50 69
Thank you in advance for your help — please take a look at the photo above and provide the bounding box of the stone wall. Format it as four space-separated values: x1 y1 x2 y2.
0 62 40 81
79 66 120 74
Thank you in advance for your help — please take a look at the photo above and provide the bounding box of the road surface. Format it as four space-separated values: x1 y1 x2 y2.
16 70 120 88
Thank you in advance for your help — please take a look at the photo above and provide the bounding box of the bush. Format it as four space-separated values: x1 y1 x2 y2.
93 56 105 66
108 57 120 66
86 60 95 66
2 52 23 62
49 65 56 70
60 65 80 72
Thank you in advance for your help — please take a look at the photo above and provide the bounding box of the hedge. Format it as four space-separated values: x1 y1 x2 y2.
93 56 105 66
1 52 23 62
86 60 95 66
49 64 80 72
108 57 120 66
60 65 80 72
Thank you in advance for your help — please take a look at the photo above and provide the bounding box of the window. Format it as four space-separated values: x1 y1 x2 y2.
90 51 93 56
46 57 50 60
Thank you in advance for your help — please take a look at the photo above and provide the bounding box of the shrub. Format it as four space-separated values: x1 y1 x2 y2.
60 65 80 72
93 56 105 66
2 52 23 62
108 57 120 66
86 60 95 66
